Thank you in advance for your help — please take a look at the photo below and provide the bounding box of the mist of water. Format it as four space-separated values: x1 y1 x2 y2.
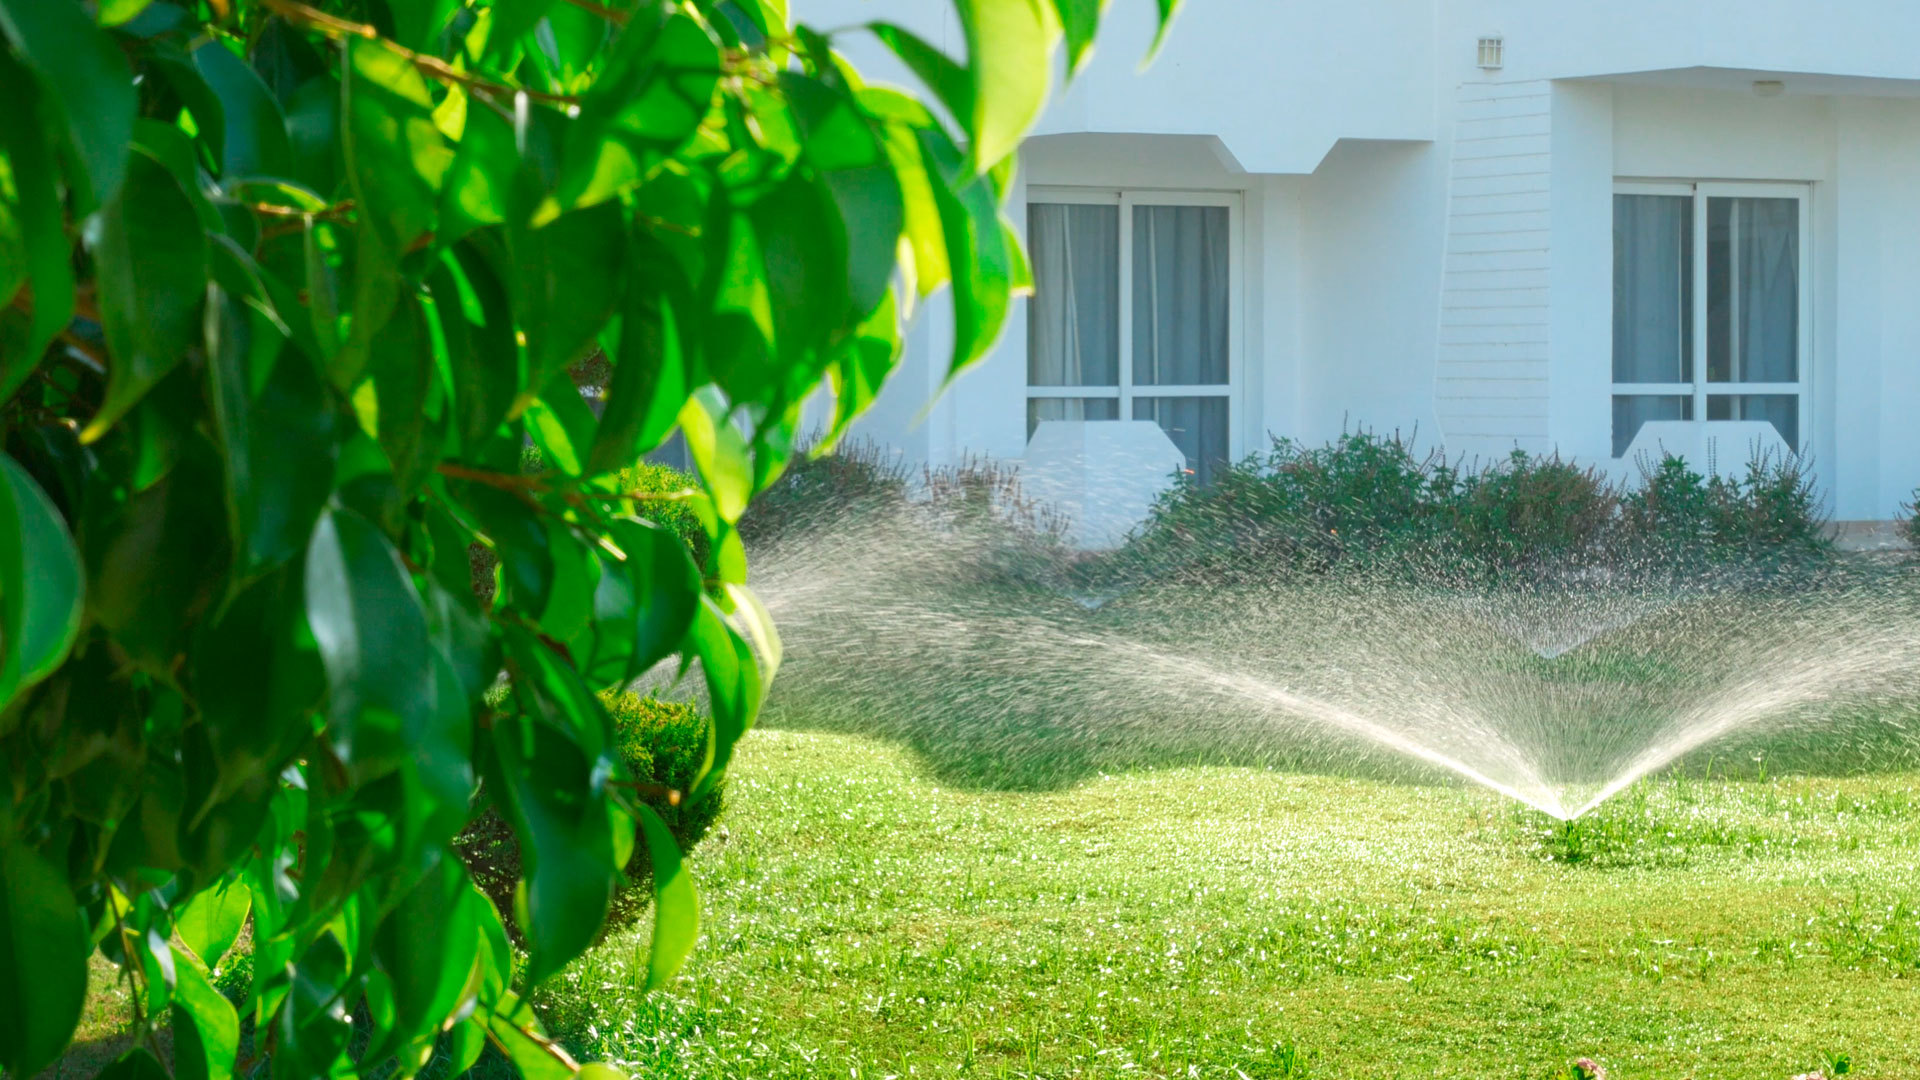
730 502 1920 819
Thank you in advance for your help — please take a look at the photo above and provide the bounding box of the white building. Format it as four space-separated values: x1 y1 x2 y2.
809 0 1920 542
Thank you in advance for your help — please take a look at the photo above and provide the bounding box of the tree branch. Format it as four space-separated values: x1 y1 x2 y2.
256 0 583 107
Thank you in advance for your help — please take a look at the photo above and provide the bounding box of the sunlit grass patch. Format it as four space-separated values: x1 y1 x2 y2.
533 729 1920 1080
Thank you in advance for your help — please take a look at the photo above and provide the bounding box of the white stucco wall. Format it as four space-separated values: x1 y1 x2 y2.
794 0 1920 521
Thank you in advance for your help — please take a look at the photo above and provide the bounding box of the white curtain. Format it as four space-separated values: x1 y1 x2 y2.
1132 205 1229 386
1612 194 1691 384
1612 194 1692 457
1027 203 1119 388
1707 197 1799 450
1711 196 1798 384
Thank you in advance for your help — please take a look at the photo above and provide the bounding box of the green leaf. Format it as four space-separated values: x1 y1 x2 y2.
525 371 597 478
867 24 972 128
372 853 478 1050
535 519 597 643
919 128 1015 381
486 0 560 61
588 238 688 476
0 54 73 397
361 293 444 495
304 506 435 778
489 699 617 987
1049 0 1104 73
474 992 575 1080
1145 0 1183 64
678 388 752 524
93 1048 171 1080
190 567 326 795
634 804 699 991
389 0 462 52
192 37 294 179
0 0 136 213
461 481 552 614
952 0 1060 172
342 36 451 248
578 1064 632 1080
82 148 210 442
175 880 251 968
509 201 627 415
556 12 721 212
0 839 88 1079
439 105 517 244
97 0 157 27
435 240 523 446
0 454 84 711
207 288 341 577
170 955 239 1080
686 596 760 799
604 518 701 680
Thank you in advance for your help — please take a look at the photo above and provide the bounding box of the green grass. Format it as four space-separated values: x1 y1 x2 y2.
535 730 1920 1080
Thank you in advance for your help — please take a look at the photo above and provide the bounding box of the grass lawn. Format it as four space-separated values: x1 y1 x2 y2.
538 729 1920 1080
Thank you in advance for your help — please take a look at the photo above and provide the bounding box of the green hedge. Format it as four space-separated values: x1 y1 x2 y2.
1118 431 1832 582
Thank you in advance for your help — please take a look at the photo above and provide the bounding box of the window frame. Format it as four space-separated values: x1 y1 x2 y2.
1025 186 1244 460
1612 179 1812 456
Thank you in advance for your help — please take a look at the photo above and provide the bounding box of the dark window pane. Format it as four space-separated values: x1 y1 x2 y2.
1614 194 1692 384
1133 396 1228 484
1028 203 1120 387
1132 205 1229 387
1027 396 1120 440
1612 394 1693 458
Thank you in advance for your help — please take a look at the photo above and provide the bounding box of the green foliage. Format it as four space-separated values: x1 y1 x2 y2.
0 0 1175 1076
1619 450 1832 564
461 692 721 940
1122 431 1834 582
1899 489 1919 549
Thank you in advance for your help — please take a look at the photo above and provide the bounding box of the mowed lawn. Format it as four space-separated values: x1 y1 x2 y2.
543 730 1920 1080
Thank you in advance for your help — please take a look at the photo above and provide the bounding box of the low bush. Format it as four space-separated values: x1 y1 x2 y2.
459 692 724 936
742 438 1074 591
1901 488 1919 549
1619 450 1830 565
739 438 911 544
1447 451 1618 570
1121 429 1833 581
1118 430 1449 579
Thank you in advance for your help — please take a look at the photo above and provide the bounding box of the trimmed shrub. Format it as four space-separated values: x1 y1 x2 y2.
1447 451 1618 570
1121 430 1833 582
1619 450 1830 565
458 691 723 936
1121 430 1449 579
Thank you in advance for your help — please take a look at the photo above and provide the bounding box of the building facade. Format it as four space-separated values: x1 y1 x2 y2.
807 0 1920 537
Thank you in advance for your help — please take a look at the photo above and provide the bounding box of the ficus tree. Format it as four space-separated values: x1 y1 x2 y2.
0 0 1177 1076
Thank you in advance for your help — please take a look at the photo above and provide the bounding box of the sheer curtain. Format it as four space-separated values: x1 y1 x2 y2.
1132 205 1229 481
1027 203 1119 437
1708 197 1799 449
1612 194 1692 456
1132 205 1229 386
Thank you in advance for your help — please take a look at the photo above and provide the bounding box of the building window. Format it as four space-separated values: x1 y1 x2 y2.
1612 182 1808 458
1027 189 1238 484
